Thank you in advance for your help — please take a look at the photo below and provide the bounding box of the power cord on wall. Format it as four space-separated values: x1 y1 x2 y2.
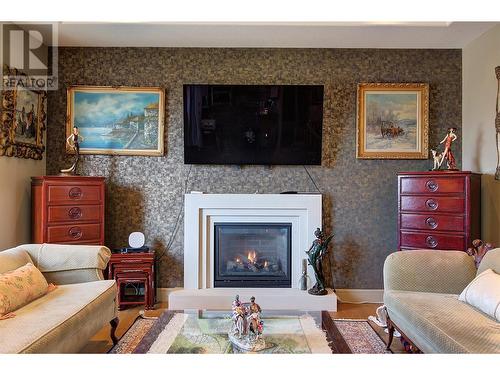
156 164 194 262
303 165 321 193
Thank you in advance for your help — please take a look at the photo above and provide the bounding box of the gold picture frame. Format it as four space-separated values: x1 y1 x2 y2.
0 67 47 160
356 83 429 159
66 86 165 156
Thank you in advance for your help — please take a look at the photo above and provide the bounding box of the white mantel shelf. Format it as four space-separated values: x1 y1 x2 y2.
169 288 337 311
169 193 337 311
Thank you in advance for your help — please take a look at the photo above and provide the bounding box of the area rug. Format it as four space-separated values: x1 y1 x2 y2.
110 313 389 354
327 319 390 354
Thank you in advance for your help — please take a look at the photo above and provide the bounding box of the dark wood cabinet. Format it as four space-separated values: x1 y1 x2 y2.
31 176 105 245
397 171 481 251
107 252 155 310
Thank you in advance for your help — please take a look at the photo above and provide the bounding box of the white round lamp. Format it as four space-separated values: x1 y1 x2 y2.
128 232 145 249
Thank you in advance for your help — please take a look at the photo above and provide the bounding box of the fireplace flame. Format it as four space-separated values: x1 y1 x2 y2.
247 250 257 264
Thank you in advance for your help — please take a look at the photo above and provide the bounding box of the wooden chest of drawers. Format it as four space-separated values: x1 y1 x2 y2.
31 176 105 245
397 171 481 251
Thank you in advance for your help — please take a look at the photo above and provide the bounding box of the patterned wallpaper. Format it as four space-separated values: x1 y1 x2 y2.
46 48 462 289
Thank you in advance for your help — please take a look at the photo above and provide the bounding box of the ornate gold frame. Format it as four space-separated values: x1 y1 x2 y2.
0 67 47 160
66 86 165 156
356 83 429 159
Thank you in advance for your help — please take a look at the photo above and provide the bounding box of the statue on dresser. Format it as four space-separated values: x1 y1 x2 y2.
439 127 458 170
60 126 84 175
430 127 458 171
306 228 334 296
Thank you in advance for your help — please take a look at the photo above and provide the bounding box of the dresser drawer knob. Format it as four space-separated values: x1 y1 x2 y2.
68 207 82 220
425 217 438 229
68 187 83 199
425 199 438 210
426 180 439 192
68 226 82 239
426 236 438 248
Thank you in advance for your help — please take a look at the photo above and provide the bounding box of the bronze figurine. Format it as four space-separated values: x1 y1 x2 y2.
306 228 334 296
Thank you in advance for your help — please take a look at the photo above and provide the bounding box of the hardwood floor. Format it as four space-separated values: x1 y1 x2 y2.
80 301 405 353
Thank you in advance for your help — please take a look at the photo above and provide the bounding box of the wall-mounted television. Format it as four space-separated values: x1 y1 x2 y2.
183 84 324 165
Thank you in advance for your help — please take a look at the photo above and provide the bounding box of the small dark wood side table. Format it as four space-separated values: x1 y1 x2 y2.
108 251 155 310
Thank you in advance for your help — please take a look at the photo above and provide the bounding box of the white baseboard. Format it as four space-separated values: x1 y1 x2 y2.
335 289 384 304
157 287 383 305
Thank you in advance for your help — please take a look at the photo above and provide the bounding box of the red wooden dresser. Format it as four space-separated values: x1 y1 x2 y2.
397 171 481 251
31 176 105 245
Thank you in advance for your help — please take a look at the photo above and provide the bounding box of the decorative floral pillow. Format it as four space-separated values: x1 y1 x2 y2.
0 263 52 319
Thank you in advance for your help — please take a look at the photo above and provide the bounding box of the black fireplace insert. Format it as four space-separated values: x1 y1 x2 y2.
214 223 292 288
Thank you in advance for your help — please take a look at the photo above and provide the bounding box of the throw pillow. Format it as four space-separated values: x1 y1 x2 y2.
459 268 500 321
0 263 51 319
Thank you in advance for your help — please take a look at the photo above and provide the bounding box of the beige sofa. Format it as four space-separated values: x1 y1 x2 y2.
0 244 118 353
383 248 500 353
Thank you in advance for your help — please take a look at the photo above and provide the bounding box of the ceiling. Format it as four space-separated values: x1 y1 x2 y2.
29 22 499 48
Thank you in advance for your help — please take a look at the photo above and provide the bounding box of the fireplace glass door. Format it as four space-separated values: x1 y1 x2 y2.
214 223 292 288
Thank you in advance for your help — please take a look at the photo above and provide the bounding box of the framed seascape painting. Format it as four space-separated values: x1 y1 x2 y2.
66 86 165 156
0 67 47 160
356 83 429 159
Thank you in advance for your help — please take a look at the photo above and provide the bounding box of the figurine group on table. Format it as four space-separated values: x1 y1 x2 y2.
228 295 265 352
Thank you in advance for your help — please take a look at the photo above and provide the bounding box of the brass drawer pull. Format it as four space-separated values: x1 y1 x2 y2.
68 187 83 199
426 180 438 192
68 226 82 239
425 199 438 210
426 236 438 248
68 207 82 219
425 217 438 229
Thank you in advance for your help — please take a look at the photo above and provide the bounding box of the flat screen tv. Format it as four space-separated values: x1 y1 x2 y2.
183 84 323 165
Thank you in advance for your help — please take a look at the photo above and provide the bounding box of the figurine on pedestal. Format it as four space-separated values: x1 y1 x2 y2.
306 228 334 296
61 126 84 175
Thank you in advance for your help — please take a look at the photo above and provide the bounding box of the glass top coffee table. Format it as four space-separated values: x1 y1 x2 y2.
125 310 339 354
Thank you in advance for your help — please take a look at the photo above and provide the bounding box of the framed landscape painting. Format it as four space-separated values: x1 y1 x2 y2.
356 83 429 159
66 86 165 156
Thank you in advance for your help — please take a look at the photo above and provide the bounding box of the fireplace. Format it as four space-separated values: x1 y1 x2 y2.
214 223 292 288
170 193 337 311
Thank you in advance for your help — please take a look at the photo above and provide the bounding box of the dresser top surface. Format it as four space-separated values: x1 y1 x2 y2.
397 171 480 176
32 175 106 182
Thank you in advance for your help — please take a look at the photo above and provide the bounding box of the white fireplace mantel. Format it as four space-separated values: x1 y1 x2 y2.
184 193 321 289
169 193 337 310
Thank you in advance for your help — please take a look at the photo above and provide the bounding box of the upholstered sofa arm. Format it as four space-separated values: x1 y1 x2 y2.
383 250 477 294
13 244 111 285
